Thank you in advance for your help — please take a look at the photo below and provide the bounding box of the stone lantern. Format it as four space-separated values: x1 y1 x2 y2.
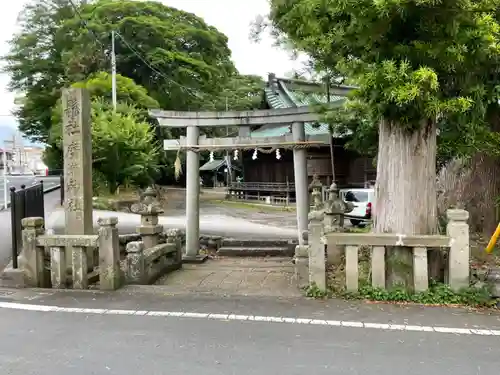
132 187 164 249
323 182 354 233
309 174 324 210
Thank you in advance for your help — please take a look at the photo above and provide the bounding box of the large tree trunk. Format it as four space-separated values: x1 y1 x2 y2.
374 119 438 288
468 105 500 236
469 154 500 235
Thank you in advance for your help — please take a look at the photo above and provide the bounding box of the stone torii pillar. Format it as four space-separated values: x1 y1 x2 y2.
292 121 309 246
184 126 204 262
149 105 340 261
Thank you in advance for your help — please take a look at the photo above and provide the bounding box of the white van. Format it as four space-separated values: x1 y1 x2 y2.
339 188 374 227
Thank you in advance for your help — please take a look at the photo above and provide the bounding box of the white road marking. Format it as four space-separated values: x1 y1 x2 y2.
0 301 498 336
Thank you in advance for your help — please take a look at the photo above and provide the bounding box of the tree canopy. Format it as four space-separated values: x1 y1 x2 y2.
266 0 500 285
3 0 239 143
48 70 159 146
269 0 499 127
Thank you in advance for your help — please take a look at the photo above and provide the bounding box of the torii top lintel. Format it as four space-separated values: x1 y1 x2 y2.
149 103 342 128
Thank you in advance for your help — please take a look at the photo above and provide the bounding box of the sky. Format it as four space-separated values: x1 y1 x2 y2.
0 0 304 130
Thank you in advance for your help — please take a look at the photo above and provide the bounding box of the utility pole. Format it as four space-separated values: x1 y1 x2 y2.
111 30 117 111
326 74 336 183
225 97 232 187
2 144 7 209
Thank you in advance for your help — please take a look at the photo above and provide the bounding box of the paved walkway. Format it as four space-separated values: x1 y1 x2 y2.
154 257 300 297
1 298 500 375
1 287 500 332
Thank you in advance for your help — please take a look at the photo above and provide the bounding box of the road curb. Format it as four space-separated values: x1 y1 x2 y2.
43 185 61 194
0 185 61 211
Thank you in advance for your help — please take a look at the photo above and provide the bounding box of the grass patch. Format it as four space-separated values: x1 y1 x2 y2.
321 241 497 308
92 189 140 211
343 282 496 308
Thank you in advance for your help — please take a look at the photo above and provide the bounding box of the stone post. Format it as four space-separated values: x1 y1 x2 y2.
294 243 309 289
185 126 206 263
62 88 94 270
47 228 67 289
446 209 470 291
323 182 354 264
126 241 146 284
308 204 326 291
292 121 309 246
20 217 47 288
98 217 123 290
135 187 163 249
71 246 88 289
166 228 183 267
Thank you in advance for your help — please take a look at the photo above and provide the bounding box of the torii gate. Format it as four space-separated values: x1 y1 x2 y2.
149 105 337 262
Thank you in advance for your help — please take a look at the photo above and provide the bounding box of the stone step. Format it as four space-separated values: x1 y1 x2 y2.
221 238 297 249
217 246 292 257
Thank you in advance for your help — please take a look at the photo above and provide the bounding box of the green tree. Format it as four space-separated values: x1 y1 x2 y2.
267 0 500 285
50 71 159 140
61 0 236 111
45 71 160 167
91 101 160 193
72 71 160 109
4 0 236 143
206 74 265 111
50 99 159 193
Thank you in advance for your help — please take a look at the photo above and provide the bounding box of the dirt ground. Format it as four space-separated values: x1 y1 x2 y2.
162 187 298 229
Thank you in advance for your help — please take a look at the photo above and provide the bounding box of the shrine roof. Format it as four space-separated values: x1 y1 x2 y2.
199 159 226 171
251 75 353 138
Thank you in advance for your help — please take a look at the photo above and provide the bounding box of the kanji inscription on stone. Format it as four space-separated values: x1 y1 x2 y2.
62 88 93 235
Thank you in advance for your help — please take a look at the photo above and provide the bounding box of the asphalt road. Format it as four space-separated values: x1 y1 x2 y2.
0 305 499 375
0 175 60 208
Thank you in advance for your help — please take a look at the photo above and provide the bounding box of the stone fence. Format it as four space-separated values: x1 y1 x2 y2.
20 216 123 290
125 228 183 285
296 208 470 293
16 212 184 290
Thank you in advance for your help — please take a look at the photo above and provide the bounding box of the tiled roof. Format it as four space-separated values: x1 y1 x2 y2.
263 87 289 109
251 123 331 137
252 75 352 138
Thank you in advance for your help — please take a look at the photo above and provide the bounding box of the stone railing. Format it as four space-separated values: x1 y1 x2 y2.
298 209 469 293
125 229 183 284
20 216 123 290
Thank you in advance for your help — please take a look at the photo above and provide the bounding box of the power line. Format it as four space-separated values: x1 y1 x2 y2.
67 0 105 51
113 32 202 99
67 0 202 99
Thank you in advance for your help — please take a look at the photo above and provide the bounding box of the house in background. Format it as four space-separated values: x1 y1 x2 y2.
0 118 47 174
227 74 376 201
0 147 13 172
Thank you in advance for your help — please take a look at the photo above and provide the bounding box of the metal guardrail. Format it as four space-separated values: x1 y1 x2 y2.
10 182 45 269
60 175 64 206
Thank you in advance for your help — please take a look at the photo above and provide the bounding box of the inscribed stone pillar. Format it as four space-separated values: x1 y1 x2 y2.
62 88 94 271
184 126 207 263
62 88 93 235
292 121 309 246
